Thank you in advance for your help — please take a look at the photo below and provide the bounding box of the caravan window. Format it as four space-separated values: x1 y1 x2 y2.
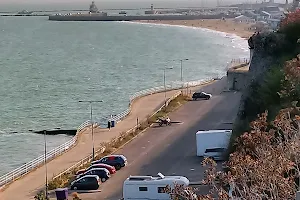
139 187 148 191
158 187 166 193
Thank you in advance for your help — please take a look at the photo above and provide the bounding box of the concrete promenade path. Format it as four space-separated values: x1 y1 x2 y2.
0 84 208 200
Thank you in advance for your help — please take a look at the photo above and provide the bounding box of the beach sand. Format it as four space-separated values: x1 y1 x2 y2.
137 19 254 39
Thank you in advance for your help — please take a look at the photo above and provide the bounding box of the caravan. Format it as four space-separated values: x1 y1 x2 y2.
123 173 189 200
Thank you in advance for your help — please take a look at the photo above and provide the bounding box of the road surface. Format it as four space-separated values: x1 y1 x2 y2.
74 78 241 200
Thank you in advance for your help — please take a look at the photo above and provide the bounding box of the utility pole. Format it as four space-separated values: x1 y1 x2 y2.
180 59 189 94
78 100 103 161
163 67 173 108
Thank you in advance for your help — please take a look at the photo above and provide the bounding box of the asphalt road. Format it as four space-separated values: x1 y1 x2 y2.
76 78 241 200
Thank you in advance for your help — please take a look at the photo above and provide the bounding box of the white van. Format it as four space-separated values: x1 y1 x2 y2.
123 173 189 200
196 130 232 157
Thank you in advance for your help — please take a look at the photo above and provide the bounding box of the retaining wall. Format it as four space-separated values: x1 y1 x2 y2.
226 58 250 91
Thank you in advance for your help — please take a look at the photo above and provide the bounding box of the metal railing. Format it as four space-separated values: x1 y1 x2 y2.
0 78 212 188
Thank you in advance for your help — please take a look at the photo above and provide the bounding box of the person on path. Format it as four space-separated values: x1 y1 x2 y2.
108 120 111 131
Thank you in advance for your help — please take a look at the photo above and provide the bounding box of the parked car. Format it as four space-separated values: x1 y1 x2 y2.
76 163 116 175
92 155 127 170
70 175 100 190
192 92 212 100
77 168 110 182
203 148 226 161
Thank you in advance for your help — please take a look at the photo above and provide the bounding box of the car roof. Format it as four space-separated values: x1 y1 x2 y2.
103 154 126 159
86 168 109 173
77 175 99 181
91 163 111 167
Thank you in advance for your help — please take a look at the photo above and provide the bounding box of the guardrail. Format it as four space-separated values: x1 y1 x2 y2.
0 78 212 189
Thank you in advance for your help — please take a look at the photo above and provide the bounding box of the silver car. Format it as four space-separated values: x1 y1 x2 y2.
203 148 226 161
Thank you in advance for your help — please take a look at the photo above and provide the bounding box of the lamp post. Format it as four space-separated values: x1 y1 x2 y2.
163 67 173 108
78 100 103 161
43 130 48 199
179 59 189 94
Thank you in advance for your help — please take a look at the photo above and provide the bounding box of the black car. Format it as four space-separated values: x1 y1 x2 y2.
70 175 100 190
192 92 212 100
91 155 127 170
77 168 110 182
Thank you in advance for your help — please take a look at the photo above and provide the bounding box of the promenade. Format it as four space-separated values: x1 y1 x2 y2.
0 85 207 200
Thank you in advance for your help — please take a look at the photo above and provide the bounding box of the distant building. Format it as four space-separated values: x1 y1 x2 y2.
145 4 157 14
89 1 99 13
234 15 255 23
266 18 281 30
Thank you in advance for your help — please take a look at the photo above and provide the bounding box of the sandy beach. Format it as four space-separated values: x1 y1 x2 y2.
138 19 254 39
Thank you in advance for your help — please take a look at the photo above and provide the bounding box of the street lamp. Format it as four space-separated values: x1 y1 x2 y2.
180 59 189 83
163 67 173 108
173 58 189 94
43 130 48 199
78 100 103 161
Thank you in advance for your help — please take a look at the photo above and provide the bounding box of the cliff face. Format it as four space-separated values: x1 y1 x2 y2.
248 31 286 85
234 31 287 119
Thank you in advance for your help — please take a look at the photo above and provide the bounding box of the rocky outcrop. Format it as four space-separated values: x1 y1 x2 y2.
248 31 286 85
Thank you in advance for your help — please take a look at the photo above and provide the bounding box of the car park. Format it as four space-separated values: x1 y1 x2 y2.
70 175 101 190
76 163 116 175
92 155 127 170
77 168 110 182
192 92 212 100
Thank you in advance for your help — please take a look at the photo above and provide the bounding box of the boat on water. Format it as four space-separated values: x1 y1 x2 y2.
119 11 127 15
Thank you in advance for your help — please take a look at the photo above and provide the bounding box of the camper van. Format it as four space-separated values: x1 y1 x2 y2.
123 173 189 200
196 130 232 157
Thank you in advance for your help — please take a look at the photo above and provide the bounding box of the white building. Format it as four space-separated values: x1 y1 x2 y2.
234 15 255 23
267 18 281 30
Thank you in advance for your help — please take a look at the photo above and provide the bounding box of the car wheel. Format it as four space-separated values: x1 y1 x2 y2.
101 177 107 182
115 164 121 170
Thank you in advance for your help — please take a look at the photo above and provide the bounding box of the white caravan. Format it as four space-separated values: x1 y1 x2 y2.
196 130 232 157
123 173 189 200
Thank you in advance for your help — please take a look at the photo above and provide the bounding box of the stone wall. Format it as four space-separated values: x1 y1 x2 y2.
227 63 249 91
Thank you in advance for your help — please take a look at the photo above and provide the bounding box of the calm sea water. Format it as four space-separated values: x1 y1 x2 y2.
0 16 248 175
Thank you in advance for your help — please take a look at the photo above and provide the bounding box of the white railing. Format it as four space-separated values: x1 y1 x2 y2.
0 78 213 188
0 134 78 187
0 119 92 188
110 78 213 122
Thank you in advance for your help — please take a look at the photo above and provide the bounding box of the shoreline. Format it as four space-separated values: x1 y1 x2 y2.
134 19 254 39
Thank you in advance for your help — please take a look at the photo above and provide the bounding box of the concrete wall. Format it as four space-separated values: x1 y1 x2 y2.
227 63 249 91
49 14 238 21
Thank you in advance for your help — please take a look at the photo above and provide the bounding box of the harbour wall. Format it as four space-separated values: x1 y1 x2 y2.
48 14 238 21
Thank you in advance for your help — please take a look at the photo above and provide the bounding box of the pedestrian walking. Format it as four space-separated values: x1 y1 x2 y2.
108 120 111 131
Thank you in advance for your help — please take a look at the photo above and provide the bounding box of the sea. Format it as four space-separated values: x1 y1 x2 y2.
0 14 249 175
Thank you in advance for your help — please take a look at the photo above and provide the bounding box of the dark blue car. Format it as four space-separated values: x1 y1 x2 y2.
92 155 127 170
